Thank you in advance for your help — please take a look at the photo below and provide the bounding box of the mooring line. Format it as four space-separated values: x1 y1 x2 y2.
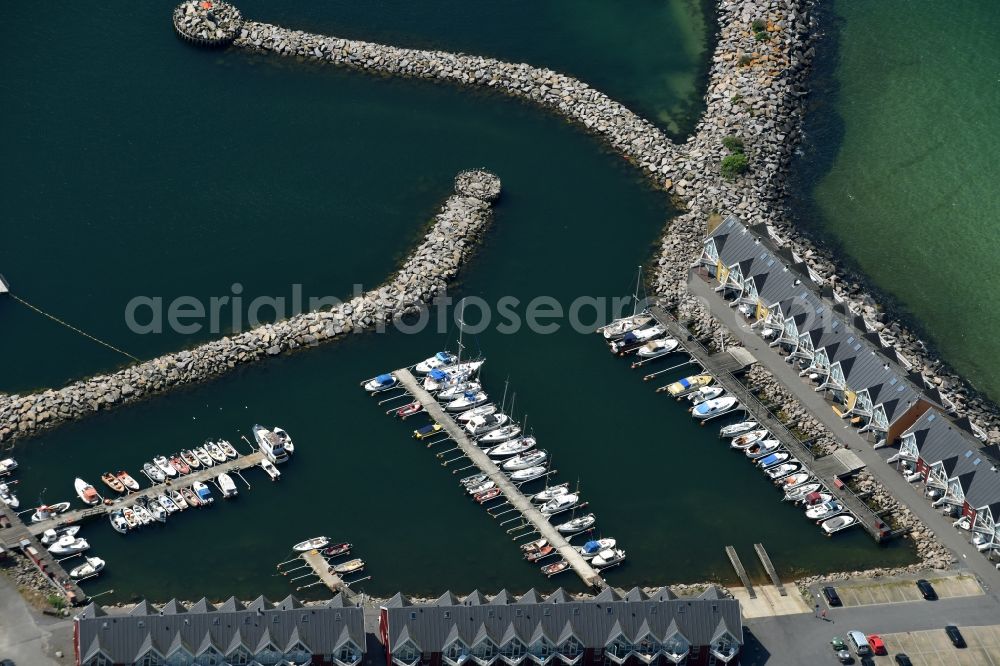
9 294 140 362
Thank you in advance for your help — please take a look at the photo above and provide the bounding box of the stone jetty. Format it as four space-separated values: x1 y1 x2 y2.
173 0 243 47
0 170 500 443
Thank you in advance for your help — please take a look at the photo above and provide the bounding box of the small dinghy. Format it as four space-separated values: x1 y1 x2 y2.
193 446 215 467
610 325 665 354
70 557 105 580
540 493 579 516
171 489 189 510
180 487 200 508
157 494 180 513
637 337 679 359
74 478 102 506
437 381 482 402
542 560 570 577
146 498 168 523
456 404 497 422
487 436 535 458
692 396 738 419
323 542 352 558
415 351 456 374
0 483 18 509
820 514 856 534
181 449 201 469
143 462 166 483
122 507 139 529
465 413 510 437
520 538 548 553
764 462 800 479
509 465 548 483
446 390 490 413
525 545 555 562
730 429 768 449
260 458 281 480
806 500 844 521
153 456 177 478
169 455 190 475
784 482 821 501
132 502 153 525
459 473 488 488
30 502 71 523
101 472 126 494
555 513 596 534
294 536 330 552
364 373 398 393
48 536 89 556
756 451 791 468
109 510 130 534
217 473 238 498
575 538 616 560
531 483 569 503
720 420 758 438
666 374 713 397
466 481 495 496
116 470 140 492
474 487 502 503
478 424 522 446
502 449 548 471
192 481 214 505
778 473 812 490
600 313 652 340
396 401 424 418
745 439 781 459
688 386 725 405
332 558 364 574
413 424 443 440
40 526 80 545
218 440 239 459
205 441 228 463
591 548 626 569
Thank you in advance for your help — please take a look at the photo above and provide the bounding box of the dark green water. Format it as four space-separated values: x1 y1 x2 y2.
790 1 1000 401
2 2 915 601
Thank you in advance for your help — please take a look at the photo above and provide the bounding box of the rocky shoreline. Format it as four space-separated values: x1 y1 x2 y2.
0 170 500 444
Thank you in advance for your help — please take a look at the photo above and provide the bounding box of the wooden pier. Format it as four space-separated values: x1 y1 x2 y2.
0 500 86 604
28 451 265 536
725 546 756 599
301 550 347 593
394 369 605 589
753 543 786 596
648 304 890 543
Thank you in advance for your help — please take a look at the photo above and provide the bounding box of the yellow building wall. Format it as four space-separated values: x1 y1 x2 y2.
756 302 769 320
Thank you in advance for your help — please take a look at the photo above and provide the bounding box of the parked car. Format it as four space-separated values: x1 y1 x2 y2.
894 654 913 666
847 631 872 657
867 635 886 655
830 637 851 663
823 586 843 607
916 579 938 600
945 625 966 648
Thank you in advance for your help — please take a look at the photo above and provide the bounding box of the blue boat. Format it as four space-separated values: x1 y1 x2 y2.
192 481 214 505
363 373 398 393
415 351 457 374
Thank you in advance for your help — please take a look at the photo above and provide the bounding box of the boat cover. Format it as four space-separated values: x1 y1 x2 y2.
415 424 437 435
435 351 451 362
376 373 394 385
429 369 448 380
804 491 822 503
583 541 602 554
758 454 780 466
623 331 638 344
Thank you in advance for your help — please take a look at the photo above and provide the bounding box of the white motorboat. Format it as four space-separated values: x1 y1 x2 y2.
170 489 189 510
720 421 758 438
143 462 166 483
146 499 168 523
487 436 535 458
688 386 725 405
445 390 490 412
157 494 180 513
0 482 18 509
531 483 569 503
422 361 485 392
745 439 781 459
260 458 281 480
460 473 488 488
153 456 177 478
69 557 105 579
478 424 521 446
600 313 652 340
466 480 496 496
456 404 497 422
764 462 800 479
253 425 290 464
637 337 679 359
778 473 813 490
40 526 81 545
610 325 665 353
193 446 215 467
30 502 71 523
122 507 139 529
820 514 856 534
180 449 201 470
0 458 17 475
48 536 89 557
730 429 769 449
465 413 509 437
591 548 626 568
271 428 293 455
540 493 579 516
217 473 238 498
192 481 214 505
293 536 329 552
115 470 141 492
755 451 791 468
109 510 130 534
74 478 102 506
218 439 239 459
502 449 548 471
364 373 398 393
575 538 617 560
414 351 456 374
509 465 548 483
132 503 153 525
784 482 821 501
555 513 596 534
806 501 844 521
691 396 738 419
205 441 228 463
799 491 834 506
436 381 482 402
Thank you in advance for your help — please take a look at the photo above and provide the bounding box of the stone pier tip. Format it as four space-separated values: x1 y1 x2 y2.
455 169 502 203
173 0 243 47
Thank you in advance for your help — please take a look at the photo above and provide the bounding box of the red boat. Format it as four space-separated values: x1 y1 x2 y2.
323 542 352 558
525 545 554 562
170 456 190 475
474 488 501 503
396 402 424 418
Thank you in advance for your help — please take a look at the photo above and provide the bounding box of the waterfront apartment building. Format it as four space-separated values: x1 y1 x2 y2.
378 587 742 666
73 594 364 666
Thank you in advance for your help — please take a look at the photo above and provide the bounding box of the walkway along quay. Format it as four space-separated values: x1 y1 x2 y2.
389 368 606 590
640 304 893 543
0 498 86 605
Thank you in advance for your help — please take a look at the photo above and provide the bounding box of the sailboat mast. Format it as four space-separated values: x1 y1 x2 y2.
632 265 642 316
456 299 465 365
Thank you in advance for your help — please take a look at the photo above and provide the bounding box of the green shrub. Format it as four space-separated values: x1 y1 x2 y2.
722 136 745 153
730 93 744 103
754 30 770 42
47 594 66 610
721 153 749 180
751 18 766 32
738 54 752 67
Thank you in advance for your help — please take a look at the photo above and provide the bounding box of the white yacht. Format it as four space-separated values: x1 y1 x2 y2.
253 424 291 464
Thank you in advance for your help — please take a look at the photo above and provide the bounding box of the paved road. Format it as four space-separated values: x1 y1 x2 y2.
0 573 71 665
687 276 1000 589
744 594 1000 665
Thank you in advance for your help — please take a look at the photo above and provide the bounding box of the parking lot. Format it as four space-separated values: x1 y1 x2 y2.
830 574 983 608
871 625 1000 665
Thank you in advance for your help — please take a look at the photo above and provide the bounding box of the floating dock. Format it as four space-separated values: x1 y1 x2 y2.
393 369 605 589
647 304 890 543
28 451 264 535
301 550 347 593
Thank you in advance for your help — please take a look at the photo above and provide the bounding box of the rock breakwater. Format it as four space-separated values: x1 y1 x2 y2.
0 170 500 443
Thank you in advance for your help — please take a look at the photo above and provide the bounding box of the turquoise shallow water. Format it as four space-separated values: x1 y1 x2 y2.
790 1 1000 401
0 2 917 601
